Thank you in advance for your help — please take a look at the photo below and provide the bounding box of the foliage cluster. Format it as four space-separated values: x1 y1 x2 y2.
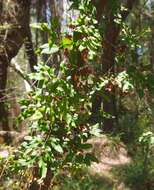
9 0 104 186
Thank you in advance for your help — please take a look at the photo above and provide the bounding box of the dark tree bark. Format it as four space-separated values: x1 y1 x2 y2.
36 0 48 61
24 25 37 72
92 0 137 132
149 1 154 70
0 0 31 130
101 4 119 131
150 23 154 70
29 168 53 190
0 1 3 18
0 57 9 131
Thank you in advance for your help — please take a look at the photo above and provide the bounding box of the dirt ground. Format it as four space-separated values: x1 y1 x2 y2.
89 136 131 190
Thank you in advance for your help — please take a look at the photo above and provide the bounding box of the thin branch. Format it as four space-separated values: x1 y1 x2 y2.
9 61 35 90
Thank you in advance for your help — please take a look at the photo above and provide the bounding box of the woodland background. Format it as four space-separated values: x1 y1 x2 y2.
0 0 154 190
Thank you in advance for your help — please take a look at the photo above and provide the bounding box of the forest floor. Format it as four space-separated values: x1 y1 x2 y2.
0 135 134 190
53 135 133 190
88 136 131 190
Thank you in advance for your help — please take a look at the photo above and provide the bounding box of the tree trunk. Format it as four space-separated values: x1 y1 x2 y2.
92 0 137 132
0 0 31 130
0 57 9 131
29 168 53 190
24 25 37 72
149 1 154 70
101 6 120 132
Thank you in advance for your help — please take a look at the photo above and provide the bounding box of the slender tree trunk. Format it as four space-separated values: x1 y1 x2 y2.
0 1 3 18
149 1 154 70
0 57 9 130
92 0 137 132
101 6 120 132
24 25 37 72
150 23 154 69
29 168 53 190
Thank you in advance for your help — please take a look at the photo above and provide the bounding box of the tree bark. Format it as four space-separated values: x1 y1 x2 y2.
149 1 154 70
100 1 121 132
92 0 137 132
0 0 31 130
29 168 53 190
0 57 9 131
24 25 37 72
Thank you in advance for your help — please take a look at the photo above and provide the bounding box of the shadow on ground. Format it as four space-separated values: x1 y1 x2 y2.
53 171 114 190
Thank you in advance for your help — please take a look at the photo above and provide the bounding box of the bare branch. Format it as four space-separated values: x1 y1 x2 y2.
9 60 35 90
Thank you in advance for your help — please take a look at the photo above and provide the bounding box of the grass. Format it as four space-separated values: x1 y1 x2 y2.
52 168 114 190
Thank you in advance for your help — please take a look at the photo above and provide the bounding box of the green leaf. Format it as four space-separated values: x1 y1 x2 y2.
90 123 101 137
75 154 84 164
61 37 73 48
42 164 47 179
51 143 63 153
40 43 49 49
24 136 33 141
31 111 43 120
30 23 43 30
150 137 154 145
39 159 47 178
41 44 59 54
66 113 72 125
64 151 74 163
78 143 92 149
18 159 28 167
84 153 99 166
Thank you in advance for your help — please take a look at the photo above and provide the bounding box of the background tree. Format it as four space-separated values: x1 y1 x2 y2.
0 0 32 131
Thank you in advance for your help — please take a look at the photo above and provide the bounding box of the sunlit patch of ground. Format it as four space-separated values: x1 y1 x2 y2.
53 136 132 190
88 136 131 190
